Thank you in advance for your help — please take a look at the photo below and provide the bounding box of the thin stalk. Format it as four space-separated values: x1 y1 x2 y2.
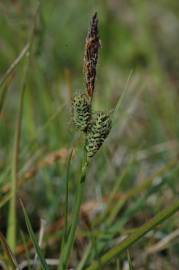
59 151 89 270
85 199 179 270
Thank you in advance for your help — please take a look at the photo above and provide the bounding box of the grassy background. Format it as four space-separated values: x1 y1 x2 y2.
0 0 179 269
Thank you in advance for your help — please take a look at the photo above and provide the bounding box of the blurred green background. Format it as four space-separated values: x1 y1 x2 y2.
0 0 179 269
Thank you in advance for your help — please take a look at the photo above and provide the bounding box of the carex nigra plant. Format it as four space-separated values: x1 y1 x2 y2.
59 12 112 270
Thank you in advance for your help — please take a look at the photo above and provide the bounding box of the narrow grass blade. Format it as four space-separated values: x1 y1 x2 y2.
116 259 120 270
20 231 32 270
0 231 19 270
112 69 133 122
85 200 179 270
64 149 74 242
7 77 26 251
7 2 40 252
127 250 134 270
0 44 29 89
33 219 46 268
60 149 74 255
20 200 49 270
76 243 92 270
0 44 29 113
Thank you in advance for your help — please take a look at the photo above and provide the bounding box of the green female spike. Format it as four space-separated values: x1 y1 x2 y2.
72 93 91 132
86 111 112 158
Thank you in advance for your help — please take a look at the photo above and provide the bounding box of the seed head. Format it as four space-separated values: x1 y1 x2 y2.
84 12 100 98
86 111 112 158
72 93 91 132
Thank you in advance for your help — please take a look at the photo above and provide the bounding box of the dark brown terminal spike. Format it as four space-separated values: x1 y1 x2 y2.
84 12 100 99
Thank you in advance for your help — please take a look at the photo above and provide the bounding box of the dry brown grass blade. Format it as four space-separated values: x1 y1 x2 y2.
145 228 179 256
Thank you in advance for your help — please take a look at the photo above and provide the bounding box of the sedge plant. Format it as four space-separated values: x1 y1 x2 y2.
59 12 112 270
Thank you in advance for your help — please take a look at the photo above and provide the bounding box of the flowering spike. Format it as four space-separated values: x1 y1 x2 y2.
86 111 112 158
72 93 91 132
84 12 100 98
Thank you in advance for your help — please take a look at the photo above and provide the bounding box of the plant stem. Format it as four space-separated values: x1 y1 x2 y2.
85 199 179 270
59 152 89 270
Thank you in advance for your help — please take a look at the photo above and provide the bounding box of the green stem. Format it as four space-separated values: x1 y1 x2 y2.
85 200 179 270
59 152 89 270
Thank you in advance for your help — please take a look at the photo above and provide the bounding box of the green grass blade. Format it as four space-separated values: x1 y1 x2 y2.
112 69 133 122
0 85 9 114
0 44 29 113
20 201 49 270
60 149 74 260
0 44 29 89
127 251 134 270
76 243 92 270
85 200 179 270
116 259 120 270
64 149 74 242
20 231 32 270
7 73 25 251
6 2 40 252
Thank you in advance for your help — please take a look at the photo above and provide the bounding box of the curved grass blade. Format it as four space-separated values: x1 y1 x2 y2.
20 201 49 270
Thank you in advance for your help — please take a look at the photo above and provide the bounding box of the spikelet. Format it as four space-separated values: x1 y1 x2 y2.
86 111 112 158
84 12 100 98
72 93 91 132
